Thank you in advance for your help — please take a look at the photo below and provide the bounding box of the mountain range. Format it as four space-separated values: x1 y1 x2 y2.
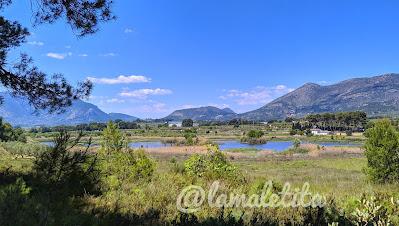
240 73 399 121
1 73 399 126
0 93 138 127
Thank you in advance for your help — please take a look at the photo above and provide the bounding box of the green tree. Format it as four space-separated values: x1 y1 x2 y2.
364 119 399 183
0 118 26 142
98 121 155 190
99 121 127 156
182 119 194 127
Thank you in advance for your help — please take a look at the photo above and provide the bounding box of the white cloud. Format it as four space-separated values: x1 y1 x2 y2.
120 88 172 99
220 85 294 106
28 41 44 46
106 98 125 104
179 104 200 109
100 53 118 57
65 45 72 49
124 28 134 33
317 81 332 85
87 75 151 85
46 52 72 60
46 53 67 60
208 103 230 109
78 54 89 57
179 103 230 109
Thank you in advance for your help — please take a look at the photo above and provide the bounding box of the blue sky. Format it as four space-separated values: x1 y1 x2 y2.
4 0 399 118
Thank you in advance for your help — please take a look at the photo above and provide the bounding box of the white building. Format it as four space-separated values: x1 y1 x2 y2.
310 129 332 136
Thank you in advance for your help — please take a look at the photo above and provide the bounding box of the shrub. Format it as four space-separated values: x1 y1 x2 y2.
33 131 99 197
184 129 198 145
241 130 267 144
247 130 264 139
364 119 399 183
184 145 241 181
351 195 394 225
100 150 156 190
98 122 156 190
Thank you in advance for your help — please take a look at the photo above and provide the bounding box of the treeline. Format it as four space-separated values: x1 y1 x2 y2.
30 119 141 133
199 119 260 127
291 111 368 132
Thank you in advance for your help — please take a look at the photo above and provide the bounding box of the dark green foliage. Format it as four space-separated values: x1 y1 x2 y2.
0 118 26 142
306 111 367 132
0 131 100 226
33 131 99 197
241 130 267 144
292 111 368 134
364 119 399 183
247 130 264 139
30 120 141 133
182 118 194 127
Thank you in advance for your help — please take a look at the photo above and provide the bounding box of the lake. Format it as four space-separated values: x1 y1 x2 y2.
42 140 362 152
215 140 362 152
128 141 172 149
216 140 293 152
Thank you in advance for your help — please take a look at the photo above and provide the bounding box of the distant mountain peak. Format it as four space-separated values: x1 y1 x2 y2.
163 106 237 121
222 107 235 114
299 82 321 89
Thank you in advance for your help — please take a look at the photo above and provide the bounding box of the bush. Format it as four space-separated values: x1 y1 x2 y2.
350 195 397 225
184 145 241 181
247 130 264 139
33 131 99 197
241 130 267 144
99 122 156 190
184 129 198 145
364 119 399 183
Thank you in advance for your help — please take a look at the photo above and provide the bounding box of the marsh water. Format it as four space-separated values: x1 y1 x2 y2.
42 140 361 152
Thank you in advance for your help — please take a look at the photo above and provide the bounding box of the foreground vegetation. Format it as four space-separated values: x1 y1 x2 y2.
0 120 398 225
